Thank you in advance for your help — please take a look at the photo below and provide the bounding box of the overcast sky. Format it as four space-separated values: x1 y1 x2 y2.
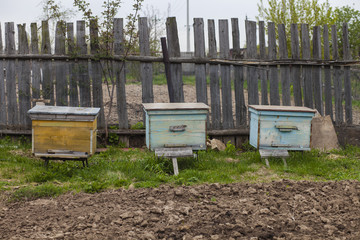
0 0 359 51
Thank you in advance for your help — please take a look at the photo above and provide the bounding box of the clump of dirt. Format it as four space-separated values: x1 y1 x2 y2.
1 180 360 239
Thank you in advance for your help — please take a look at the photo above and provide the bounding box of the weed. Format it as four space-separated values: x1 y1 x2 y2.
224 141 237 155
130 122 145 129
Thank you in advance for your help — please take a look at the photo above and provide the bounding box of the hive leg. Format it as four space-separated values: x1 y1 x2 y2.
172 157 179 175
282 158 288 168
264 158 270 168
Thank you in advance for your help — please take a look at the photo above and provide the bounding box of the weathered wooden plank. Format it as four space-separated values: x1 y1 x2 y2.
18 24 32 129
114 18 129 130
41 21 54 105
89 19 105 129
76 20 91 107
139 17 154 106
30 23 41 101
66 22 79 107
301 24 313 109
268 22 280 105
278 24 291 106
342 22 352 124
5 22 18 127
232 18 246 127
55 21 68 106
312 26 323 115
0 23 6 127
219 19 234 129
323 25 333 119
160 37 174 102
246 20 259 106
331 25 343 124
166 17 184 102
207 19 221 129
259 21 268 105
290 23 302 106
193 18 207 105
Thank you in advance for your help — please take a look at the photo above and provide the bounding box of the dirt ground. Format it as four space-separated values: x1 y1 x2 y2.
1 180 360 239
104 84 360 126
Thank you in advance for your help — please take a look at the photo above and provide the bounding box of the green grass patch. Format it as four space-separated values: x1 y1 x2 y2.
1 138 360 202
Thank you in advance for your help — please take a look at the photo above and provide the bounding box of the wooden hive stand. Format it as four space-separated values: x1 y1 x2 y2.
155 147 195 175
259 149 289 168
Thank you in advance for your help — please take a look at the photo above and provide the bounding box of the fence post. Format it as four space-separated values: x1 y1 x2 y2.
301 24 313 109
76 20 91 107
278 24 291 106
268 22 280 105
166 17 184 102
114 18 129 131
30 23 41 102
55 21 68 106
246 20 259 106
219 19 234 129
66 22 79 107
343 22 352 124
290 23 302 106
258 21 268 105
41 20 54 105
323 25 333 119
18 24 32 129
5 22 18 127
232 18 246 127
312 26 323 115
207 19 221 129
193 18 207 105
0 22 6 128
90 19 105 129
139 17 154 108
331 25 343 124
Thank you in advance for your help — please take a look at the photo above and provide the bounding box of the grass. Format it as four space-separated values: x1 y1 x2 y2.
0 137 360 202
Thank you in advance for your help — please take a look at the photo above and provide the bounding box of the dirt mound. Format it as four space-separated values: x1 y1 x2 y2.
1 180 360 239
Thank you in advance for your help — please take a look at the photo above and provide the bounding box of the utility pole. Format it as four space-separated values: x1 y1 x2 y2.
186 0 190 52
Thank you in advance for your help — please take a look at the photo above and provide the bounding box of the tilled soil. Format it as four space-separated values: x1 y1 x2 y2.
1 180 360 239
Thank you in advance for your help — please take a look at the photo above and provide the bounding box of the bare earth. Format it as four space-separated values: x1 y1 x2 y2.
1 180 360 239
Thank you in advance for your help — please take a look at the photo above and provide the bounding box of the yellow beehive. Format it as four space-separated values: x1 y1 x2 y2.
27 105 100 159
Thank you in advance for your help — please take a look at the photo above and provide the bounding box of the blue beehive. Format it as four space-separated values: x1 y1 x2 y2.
143 103 209 151
249 105 316 151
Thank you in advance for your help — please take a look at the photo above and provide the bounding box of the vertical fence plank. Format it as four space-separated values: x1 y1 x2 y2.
312 26 323 115
55 21 68 106
114 18 129 130
246 20 259 106
278 24 291 106
76 20 91 107
90 19 105 129
66 22 79 107
207 19 221 129
193 18 207 104
219 19 234 129
139 17 154 106
232 18 246 127
323 25 333 119
41 21 53 105
268 22 280 105
166 17 184 102
342 22 352 124
30 23 41 101
259 21 268 105
301 24 313 109
0 22 5 127
18 24 32 129
331 25 343 124
5 22 18 127
290 23 302 106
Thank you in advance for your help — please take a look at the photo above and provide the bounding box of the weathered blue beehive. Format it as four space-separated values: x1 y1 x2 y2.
249 105 316 151
143 103 209 151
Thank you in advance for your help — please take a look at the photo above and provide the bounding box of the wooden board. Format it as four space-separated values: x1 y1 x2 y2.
143 103 209 111
248 105 316 113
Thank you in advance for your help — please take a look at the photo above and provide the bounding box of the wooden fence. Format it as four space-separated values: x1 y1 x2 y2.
0 17 357 132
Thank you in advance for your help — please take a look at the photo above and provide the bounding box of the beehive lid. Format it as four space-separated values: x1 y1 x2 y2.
249 105 316 113
27 105 100 121
143 103 209 111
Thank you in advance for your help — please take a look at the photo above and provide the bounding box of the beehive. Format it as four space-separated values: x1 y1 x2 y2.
249 105 316 151
27 105 100 158
143 103 209 151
